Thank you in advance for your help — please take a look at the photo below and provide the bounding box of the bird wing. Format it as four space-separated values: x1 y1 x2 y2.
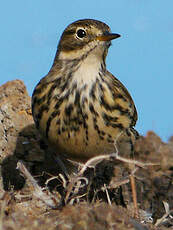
106 70 138 126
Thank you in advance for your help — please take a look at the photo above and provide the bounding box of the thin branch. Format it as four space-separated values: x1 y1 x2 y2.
17 161 59 209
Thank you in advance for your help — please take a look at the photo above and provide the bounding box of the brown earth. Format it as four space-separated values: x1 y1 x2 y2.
0 80 173 230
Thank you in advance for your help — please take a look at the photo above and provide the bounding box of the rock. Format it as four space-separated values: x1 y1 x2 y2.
0 80 63 190
0 80 32 160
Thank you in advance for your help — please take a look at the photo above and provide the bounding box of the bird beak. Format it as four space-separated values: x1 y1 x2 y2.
96 33 121 41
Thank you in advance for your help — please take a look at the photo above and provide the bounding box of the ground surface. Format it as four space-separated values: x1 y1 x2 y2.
0 80 173 230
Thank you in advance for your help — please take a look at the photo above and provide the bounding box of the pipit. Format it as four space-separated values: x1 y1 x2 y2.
32 19 138 163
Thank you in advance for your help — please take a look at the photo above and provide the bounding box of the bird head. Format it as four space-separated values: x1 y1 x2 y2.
57 19 120 61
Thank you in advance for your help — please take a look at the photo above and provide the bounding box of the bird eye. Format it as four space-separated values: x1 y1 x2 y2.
76 29 86 39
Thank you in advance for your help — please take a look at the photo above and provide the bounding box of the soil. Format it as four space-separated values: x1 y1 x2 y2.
0 80 173 230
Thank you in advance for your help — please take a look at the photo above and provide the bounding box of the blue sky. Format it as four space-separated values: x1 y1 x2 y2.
1 0 173 141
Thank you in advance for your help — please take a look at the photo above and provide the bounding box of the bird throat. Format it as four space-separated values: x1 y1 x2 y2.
55 46 107 95
71 53 105 87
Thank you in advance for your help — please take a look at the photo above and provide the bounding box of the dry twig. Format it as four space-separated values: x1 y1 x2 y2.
17 161 60 209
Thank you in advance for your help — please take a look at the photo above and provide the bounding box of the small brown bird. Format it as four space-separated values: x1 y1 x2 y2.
32 19 138 163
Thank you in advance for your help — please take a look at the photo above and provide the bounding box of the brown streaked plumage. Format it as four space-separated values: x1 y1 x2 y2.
32 19 138 163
